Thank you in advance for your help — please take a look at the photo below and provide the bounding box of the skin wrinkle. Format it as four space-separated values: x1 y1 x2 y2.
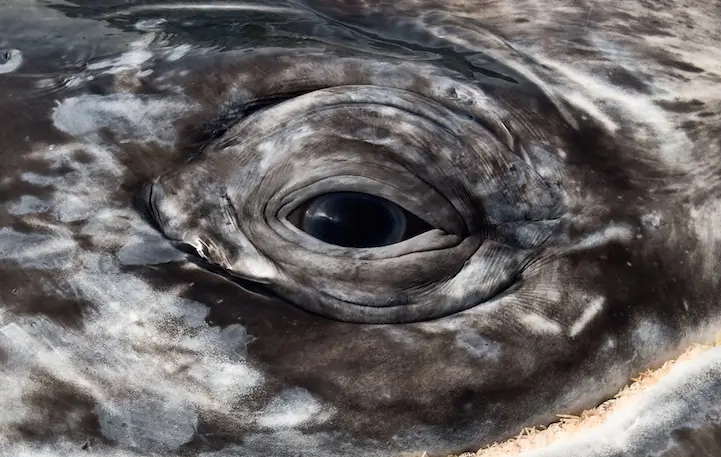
150 86 544 322
0 1 720 457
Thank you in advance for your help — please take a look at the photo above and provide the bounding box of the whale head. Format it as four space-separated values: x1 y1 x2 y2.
1 1 721 456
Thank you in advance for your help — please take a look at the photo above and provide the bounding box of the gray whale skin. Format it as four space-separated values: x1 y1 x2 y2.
1 1 721 457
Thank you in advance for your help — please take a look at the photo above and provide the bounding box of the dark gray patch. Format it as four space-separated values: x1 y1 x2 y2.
657 99 706 113
16 371 102 444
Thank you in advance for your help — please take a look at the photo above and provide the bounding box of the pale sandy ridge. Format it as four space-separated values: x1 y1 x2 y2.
439 335 721 457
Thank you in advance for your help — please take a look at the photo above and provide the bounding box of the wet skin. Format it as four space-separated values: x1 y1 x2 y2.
1 1 721 456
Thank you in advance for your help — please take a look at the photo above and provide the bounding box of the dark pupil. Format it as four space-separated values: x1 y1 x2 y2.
301 192 406 248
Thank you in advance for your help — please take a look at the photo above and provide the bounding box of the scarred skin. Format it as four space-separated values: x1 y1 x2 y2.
0 1 720 457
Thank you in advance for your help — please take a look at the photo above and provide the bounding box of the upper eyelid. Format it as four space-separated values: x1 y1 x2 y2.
194 92 307 150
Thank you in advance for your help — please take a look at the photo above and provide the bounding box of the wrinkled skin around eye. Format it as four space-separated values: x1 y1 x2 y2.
148 82 563 324
2 2 721 457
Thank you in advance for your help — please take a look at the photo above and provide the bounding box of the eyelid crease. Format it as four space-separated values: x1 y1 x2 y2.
196 90 310 150
222 193 242 231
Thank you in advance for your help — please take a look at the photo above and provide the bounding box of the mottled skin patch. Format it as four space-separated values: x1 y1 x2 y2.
1 1 721 457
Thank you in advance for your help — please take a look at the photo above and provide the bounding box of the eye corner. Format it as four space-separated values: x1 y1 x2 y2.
135 180 165 234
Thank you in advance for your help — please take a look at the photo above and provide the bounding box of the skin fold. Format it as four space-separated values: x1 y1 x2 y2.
0 1 720 456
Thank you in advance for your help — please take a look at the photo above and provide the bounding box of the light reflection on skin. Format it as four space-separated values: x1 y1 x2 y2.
0 1 720 457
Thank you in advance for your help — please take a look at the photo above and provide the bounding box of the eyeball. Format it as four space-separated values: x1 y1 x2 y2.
292 192 430 248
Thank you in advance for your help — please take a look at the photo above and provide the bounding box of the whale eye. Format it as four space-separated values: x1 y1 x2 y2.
290 192 431 248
